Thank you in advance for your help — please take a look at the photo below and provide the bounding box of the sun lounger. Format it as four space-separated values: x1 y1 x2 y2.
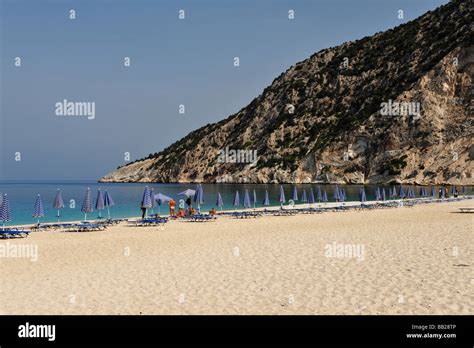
64 223 107 232
232 212 261 219
185 214 216 222
459 207 474 213
128 218 168 226
272 209 297 216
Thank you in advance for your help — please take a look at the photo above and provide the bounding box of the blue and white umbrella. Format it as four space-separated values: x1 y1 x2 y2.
279 185 286 208
104 190 115 219
431 186 436 198
53 189 65 222
194 184 204 213
382 188 386 201
391 186 397 199
317 186 322 202
322 190 328 203
95 189 105 219
252 189 257 209
216 192 224 211
375 187 381 201
81 188 94 221
399 185 405 199
155 193 172 215
292 186 298 201
0 193 11 228
309 187 315 206
233 190 240 208
339 188 345 203
178 189 196 197
333 185 340 202
243 189 251 209
461 186 466 195
33 194 45 224
142 186 152 209
301 189 308 203
359 188 367 204
262 190 270 206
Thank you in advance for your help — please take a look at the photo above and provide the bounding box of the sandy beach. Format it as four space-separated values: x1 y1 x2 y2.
1 199 473 315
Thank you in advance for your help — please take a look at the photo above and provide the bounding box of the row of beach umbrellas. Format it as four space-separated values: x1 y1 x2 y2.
0 188 115 227
138 184 471 212
0 184 471 227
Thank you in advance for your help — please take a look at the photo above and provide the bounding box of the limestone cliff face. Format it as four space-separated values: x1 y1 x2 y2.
101 0 474 185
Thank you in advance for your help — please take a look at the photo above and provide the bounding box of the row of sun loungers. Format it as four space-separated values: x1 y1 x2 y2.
185 214 216 222
0 228 31 239
128 218 169 226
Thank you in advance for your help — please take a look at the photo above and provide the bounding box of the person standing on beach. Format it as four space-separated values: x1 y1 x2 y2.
140 201 146 219
169 199 176 217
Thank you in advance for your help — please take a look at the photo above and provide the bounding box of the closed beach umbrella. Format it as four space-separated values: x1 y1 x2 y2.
279 186 286 207
359 188 367 204
33 194 45 224
0 193 11 229
142 186 152 209
339 188 345 203
399 185 405 199
194 184 204 212
233 190 240 208
81 188 93 221
243 189 251 209
309 187 315 206
431 186 436 197
382 187 386 201
53 189 65 222
375 187 381 201
252 189 257 209
322 190 328 203
317 186 322 202
461 186 466 195
104 190 115 219
302 189 308 203
333 185 340 202
292 186 298 201
262 190 270 206
451 186 456 196
216 192 224 211
391 186 397 198
95 189 105 219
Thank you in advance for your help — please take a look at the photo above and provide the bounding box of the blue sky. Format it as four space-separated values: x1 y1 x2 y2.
0 0 448 180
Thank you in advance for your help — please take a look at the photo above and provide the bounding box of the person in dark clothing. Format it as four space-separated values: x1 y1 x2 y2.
186 197 192 207
140 201 146 219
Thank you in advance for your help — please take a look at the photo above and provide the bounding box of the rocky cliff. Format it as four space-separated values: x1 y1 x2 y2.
101 0 474 185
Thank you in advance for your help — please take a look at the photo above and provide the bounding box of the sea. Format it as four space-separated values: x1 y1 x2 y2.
0 181 472 226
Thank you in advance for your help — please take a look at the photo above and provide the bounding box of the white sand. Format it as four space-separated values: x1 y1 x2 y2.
1 200 473 315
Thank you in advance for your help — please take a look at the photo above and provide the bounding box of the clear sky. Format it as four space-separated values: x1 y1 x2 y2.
0 0 448 181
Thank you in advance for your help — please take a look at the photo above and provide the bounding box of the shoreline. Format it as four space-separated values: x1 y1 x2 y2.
5 196 474 229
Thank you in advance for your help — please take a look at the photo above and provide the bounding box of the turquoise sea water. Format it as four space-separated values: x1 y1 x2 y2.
0 181 472 226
